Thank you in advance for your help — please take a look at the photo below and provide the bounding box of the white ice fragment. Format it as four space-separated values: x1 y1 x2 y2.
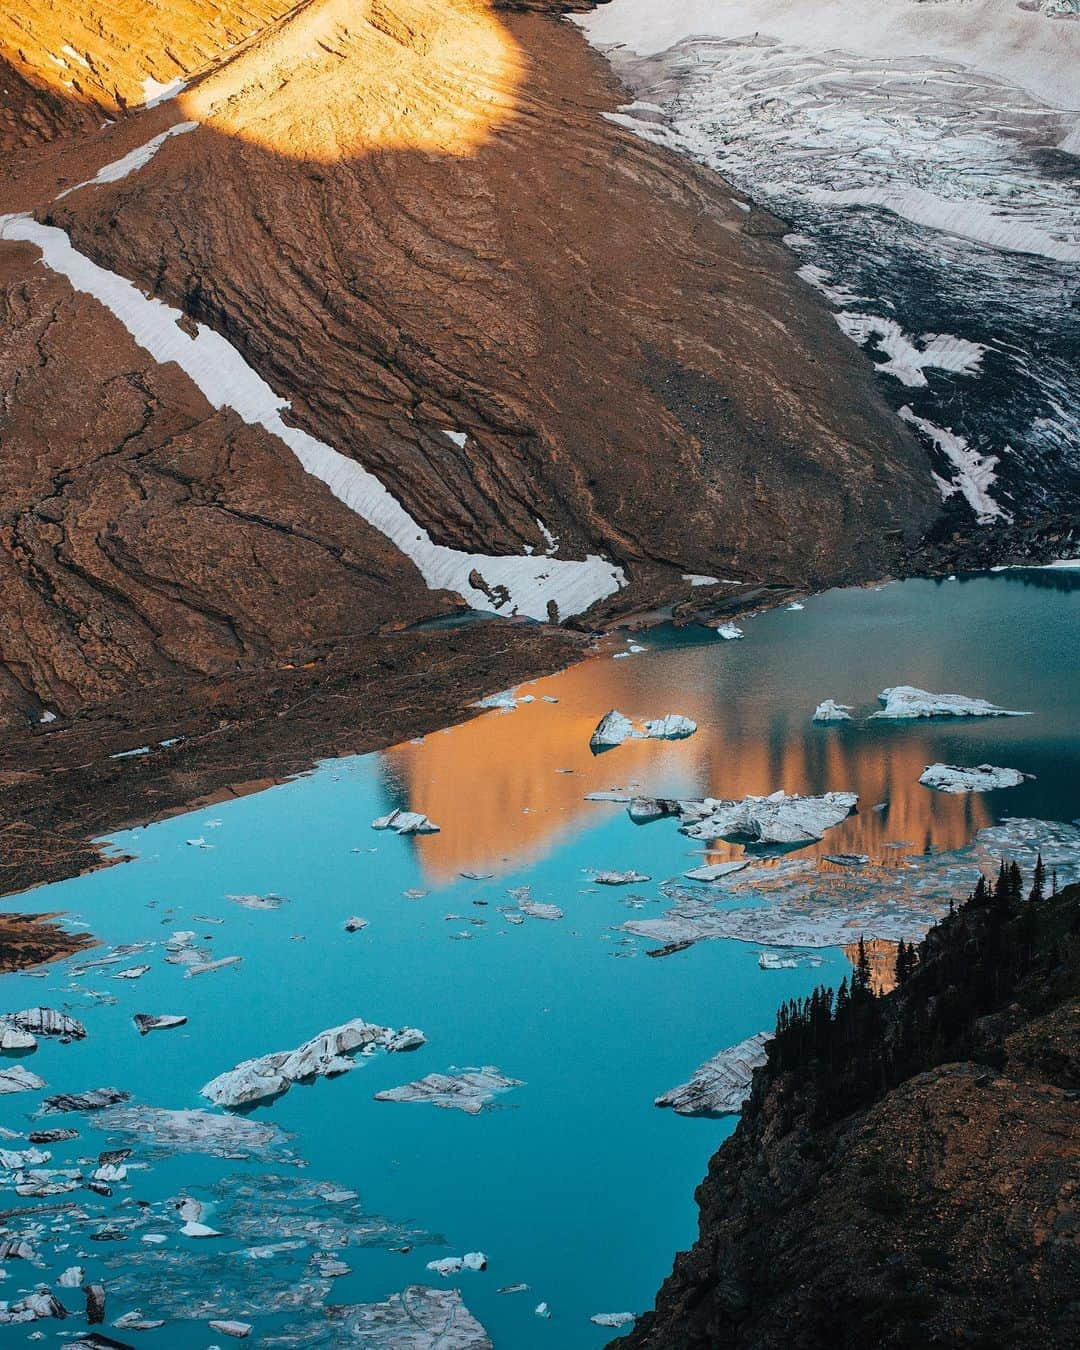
57 1266 83 1288
535 1302 551 1319
871 686 1029 719
0 1066 46 1095
594 870 652 885
683 860 749 883
679 790 858 846
181 1221 221 1238
589 710 635 751
655 1031 771 1116
344 916 369 932
209 1321 252 1338
371 809 440 835
441 429 468 448
0 1027 37 1051
592 1312 636 1328
426 1252 487 1276
38 711 57 724
642 714 697 740
812 700 852 723
918 763 1031 793
715 623 743 640
374 1067 521 1114
202 1018 424 1107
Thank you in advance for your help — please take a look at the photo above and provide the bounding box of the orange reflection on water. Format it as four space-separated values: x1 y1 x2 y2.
384 637 994 886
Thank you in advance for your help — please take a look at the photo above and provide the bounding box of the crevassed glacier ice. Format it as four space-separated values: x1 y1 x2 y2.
655 1031 771 1117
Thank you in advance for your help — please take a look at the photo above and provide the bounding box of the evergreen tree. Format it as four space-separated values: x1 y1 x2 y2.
854 936 873 997
1029 854 1046 904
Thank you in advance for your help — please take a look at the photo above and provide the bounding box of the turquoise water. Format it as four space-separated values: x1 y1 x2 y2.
1 570 1077 1345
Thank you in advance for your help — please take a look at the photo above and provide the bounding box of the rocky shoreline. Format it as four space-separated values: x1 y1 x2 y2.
614 876 1080 1349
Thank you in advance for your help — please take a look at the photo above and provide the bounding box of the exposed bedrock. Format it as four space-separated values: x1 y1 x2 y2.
0 0 939 727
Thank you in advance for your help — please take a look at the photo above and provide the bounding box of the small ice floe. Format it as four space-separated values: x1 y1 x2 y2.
812 700 853 723
535 1302 551 1319
0 1027 37 1051
871 686 1030 719
586 790 632 804
115 1310 165 1330
344 916 369 933
589 710 635 751
589 711 697 750
655 1031 771 1117
641 714 697 740
0 1290 67 1324
181 1220 221 1238
371 809 440 835
133 1014 187 1035
404 889 428 900
39 1087 129 1115
100 1106 294 1161
678 790 858 846
683 860 749 883
226 893 287 911
757 953 797 970
592 1312 636 1328
460 871 494 880
426 1252 487 1277
919 764 1032 793
715 623 743 640
474 690 520 711
627 796 682 824
0 1009 86 1040
209 1320 252 1338
186 837 213 849
786 603 805 611
27 1127 76 1144
324 1286 490 1346
112 965 151 980
185 956 242 978
509 888 563 922
0 1238 34 1260
823 854 870 867
374 1067 522 1115
202 1018 425 1108
593 871 651 886
92 1161 127 1185
57 1266 83 1288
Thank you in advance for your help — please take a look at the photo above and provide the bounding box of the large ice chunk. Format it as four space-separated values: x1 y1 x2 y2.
656 1031 771 1117
679 790 858 845
919 763 1031 793
871 686 1030 719
374 1068 521 1115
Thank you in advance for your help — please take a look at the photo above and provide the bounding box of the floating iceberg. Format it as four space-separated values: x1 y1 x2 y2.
0 1009 86 1040
426 1252 487 1276
683 861 749 883
919 763 1031 793
202 1019 425 1108
656 1031 771 1117
679 790 858 846
871 686 1030 719
812 700 853 722
375 1068 522 1115
641 714 697 740
589 710 635 751
592 1312 636 1328
371 809 440 835
319 1286 491 1348
133 1014 187 1035
0 1027 36 1051
39 1088 129 1114
594 870 652 885
715 624 743 640
627 796 682 824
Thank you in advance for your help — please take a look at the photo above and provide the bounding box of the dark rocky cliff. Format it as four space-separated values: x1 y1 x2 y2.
616 872 1080 1350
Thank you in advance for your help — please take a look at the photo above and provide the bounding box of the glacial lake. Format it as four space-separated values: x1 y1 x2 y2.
1 569 1078 1346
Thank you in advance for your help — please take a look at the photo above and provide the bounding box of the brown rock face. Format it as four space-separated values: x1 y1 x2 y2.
616 886 1080 1350
0 0 943 888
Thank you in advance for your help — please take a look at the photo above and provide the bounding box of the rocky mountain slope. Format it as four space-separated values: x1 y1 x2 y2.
616 873 1080 1349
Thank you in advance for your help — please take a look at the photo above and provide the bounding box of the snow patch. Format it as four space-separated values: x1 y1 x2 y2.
898 406 1009 523
58 123 197 200
835 314 985 388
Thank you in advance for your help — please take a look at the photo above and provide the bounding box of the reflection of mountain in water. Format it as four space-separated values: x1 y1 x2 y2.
386 642 994 884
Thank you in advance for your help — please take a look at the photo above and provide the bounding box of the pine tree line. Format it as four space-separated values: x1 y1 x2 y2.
764 857 1073 1126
